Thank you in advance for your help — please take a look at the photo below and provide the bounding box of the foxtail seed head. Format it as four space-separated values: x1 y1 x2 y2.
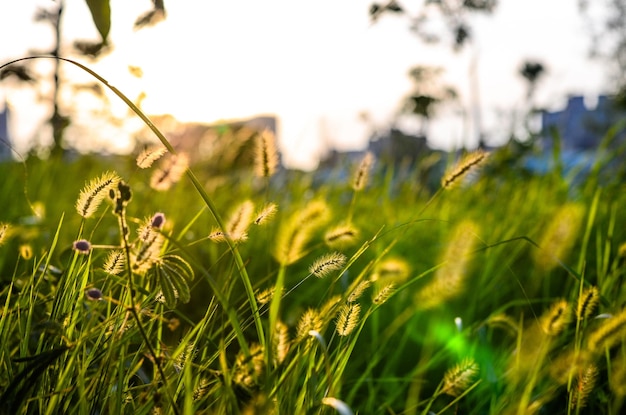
347 280 371 303
233 343 265 389
138 214 164 242
352 151 374 191
136 146 167 169
415 220 479 309
372 283 395 305
336 303 361 336
208 229 226 242
540 299 570 336
274 321 290 366
19 244 32 260
577 286 599 321
253 202 278 225
441 149 489 189
587 308 626 353
325 223 359 249
76 171 121 218
150 153 189 191
132 232 164 274
255 287 277 305
225 199 255 242
370 257 410 285
309 252 346 278
296 308 324 341
443 358 479 397
533 204 585 271
274 200 330 266
254 129 279 178
570 365 598 410
103 250 125 275
193 378 210 401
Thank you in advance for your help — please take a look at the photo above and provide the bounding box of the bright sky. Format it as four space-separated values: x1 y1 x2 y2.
0 0 609 169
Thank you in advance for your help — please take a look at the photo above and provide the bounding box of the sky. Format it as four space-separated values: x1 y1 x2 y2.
0 0 610 170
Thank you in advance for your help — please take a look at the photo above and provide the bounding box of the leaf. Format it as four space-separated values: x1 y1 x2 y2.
154 255 193 308
157 269 178 308
0 346 70 414
135 0 166 29
85 0 111 43
0 65 35 82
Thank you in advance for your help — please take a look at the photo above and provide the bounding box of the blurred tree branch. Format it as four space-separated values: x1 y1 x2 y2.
369 0 497 50
0 0 167 158
579 0 626 88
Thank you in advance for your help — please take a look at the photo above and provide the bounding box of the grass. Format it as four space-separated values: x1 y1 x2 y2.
1 58 626 414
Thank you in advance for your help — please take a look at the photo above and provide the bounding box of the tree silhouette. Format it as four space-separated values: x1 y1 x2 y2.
0 0 167 158
403 66 458 136
369 0 497 50
519 60 546 102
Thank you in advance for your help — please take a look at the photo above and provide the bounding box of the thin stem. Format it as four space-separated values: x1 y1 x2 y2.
115 196 179 415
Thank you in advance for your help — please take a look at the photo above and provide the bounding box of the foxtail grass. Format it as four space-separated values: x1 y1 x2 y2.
3 55 626 415
415 220 479 309
254 129 279 178
533 203 585 272
441 149 489 189
587 308 626 353
335 303 361 336
75 171 120 218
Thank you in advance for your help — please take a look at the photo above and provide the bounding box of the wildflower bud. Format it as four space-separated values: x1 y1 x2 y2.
151 212 166 229
73 239 92 254
86 288 103 300
19 244 33 260
118 182 132 202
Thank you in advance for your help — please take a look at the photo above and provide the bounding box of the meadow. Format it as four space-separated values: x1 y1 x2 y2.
1 64 626 414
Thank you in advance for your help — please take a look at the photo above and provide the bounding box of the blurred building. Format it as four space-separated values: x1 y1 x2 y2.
0 102 11 160
524 95 626 179
137 114 278 170
367 128 429 165
541 95 625 150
